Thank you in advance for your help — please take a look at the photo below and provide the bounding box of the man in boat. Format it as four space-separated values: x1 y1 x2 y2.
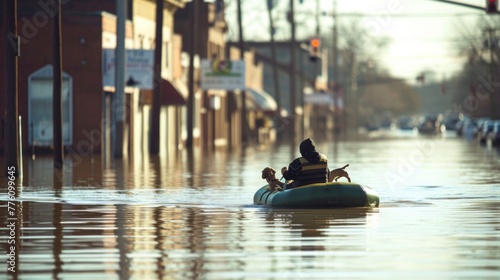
281 138 350 190
280 138 329 189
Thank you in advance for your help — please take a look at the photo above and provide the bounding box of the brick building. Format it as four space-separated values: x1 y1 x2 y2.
0 0 185 159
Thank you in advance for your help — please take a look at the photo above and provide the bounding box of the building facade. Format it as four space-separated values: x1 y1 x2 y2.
1 0 278 160
0 0 185 160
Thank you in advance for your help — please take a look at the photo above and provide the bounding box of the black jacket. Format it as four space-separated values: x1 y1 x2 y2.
283 138 329 187
282 153 329 186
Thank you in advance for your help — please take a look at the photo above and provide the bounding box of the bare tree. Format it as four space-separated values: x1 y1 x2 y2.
325 18 416 129
451 16 500 118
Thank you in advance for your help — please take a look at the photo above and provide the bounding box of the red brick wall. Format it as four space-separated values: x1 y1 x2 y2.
1 10 106 154
62 15 105 153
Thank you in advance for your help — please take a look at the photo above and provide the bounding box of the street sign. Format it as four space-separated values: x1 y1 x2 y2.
200 59 245 90
102 49 154 90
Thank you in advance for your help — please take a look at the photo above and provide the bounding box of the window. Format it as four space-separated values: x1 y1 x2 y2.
28 65 73 146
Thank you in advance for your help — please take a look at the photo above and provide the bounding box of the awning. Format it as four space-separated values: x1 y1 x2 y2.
246 88 278 115
140 79 187 106
162 79 187 106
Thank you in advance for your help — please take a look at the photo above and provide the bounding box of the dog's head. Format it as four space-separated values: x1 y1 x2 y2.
261 167 277 181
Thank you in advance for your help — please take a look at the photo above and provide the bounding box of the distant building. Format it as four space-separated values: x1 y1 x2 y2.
0 0 279 159
175 1 275 148
413 82 454 115
227 41 331 138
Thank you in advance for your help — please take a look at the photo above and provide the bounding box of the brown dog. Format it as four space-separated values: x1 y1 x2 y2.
329 164 351 182
261 167 284 192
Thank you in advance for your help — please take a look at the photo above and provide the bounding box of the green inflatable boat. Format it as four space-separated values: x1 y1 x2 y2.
253 182 380 208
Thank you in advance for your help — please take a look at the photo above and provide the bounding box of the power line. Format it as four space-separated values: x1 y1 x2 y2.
426 0 485 11
333 12 482 17
389 35 484 41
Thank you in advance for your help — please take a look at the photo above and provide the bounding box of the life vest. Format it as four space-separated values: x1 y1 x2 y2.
296 154 329 185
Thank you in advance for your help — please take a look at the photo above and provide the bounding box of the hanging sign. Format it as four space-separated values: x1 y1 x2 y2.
200 59 245 90
102 49 154 90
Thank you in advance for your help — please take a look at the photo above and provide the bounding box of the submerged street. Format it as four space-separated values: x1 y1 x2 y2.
1 131 499 279
3 0 500 279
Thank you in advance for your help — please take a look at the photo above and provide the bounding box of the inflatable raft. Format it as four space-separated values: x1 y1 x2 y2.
253 182 380 208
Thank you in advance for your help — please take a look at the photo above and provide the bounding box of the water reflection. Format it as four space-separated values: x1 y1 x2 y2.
0 136 499 279
262 208 378 252
52 201 63 280
8 201 379 279
116 204 130 279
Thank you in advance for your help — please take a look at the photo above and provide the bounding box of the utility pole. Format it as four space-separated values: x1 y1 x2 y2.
237 0 249 144
53 0 64 168
486 27 497 119
289 0 297 137
332 0 339 133
267 0 282 118
315 0 320 36
351 54 359 133
113 0 126 158
4 0 19 176
298 44 305 139
151 0 164 154
186 0 199 148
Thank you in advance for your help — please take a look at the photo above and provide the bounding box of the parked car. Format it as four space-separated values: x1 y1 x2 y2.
487 120 500 146
459 117 478 137
443 115 460 131
455 119 464 135
456 117 475 136
478 120 495 145
397 116 416 130
474 117 491 137
418 114 444 134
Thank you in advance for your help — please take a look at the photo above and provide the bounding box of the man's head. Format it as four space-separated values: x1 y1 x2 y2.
299 138 317 157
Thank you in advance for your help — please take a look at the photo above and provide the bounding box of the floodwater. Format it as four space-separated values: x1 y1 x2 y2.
1 131 500 279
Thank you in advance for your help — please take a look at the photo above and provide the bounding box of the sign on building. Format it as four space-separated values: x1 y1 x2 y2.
102 49 154 90
200 59 245 90
304 92 335 105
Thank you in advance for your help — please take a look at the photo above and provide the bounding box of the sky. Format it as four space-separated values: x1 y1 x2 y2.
226 0 489 84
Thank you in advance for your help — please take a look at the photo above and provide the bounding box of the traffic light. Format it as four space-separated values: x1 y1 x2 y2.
309 38 320 61
486 0 497 14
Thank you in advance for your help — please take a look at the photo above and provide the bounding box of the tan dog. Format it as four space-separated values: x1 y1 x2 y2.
329 164 351 182
261 167 284 192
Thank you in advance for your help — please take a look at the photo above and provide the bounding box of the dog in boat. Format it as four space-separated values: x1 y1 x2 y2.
329 164 351 182
261 167 284 192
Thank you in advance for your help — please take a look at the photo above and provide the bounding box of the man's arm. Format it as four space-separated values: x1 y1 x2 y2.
281 158 301 180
